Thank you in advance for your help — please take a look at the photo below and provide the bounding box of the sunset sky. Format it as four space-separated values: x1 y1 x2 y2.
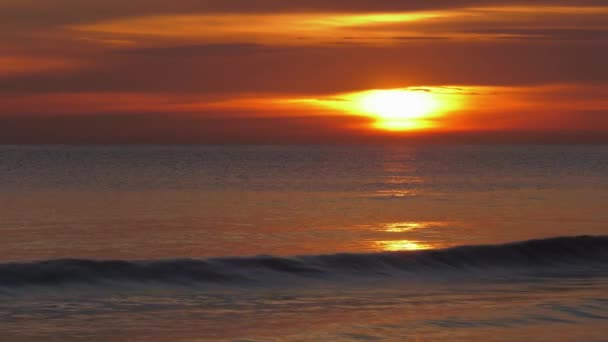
2 0 608 143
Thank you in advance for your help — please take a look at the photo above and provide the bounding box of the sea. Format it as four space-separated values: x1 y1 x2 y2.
0 144 607 341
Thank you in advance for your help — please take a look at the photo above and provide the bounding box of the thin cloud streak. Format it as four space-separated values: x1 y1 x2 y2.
65 6 608 46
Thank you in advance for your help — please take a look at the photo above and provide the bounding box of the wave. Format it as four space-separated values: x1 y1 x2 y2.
1 236 607 288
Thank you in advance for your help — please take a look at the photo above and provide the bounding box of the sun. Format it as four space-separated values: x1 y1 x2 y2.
356 90 439 131
282 86 462 132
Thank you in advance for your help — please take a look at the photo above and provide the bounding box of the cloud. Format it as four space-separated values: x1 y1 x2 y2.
120 43 275 56
2 1 606 35
0 56 85 76
0 1 533 27
3 2 608 92
61 5 608 47
2 41 608 95
2 0 608 143
0 114 373 144
463 28 608 41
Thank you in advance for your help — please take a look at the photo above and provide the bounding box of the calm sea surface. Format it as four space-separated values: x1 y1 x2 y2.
1 145 607 341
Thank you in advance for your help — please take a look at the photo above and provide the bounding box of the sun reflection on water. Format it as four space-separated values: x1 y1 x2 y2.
366 221 451 251
373 189 418 198
381 221 447 232
376 240 433 251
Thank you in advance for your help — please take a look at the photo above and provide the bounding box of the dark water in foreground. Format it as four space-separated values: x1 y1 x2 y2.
1 145 607 340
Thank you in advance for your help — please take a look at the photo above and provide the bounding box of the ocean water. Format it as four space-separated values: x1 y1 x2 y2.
1 144 607 341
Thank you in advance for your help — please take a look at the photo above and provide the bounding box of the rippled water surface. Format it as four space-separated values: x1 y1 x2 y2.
1 145 607 340
2 145 608 259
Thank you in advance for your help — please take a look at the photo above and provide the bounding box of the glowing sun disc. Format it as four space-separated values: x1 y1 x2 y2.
358 90 438 119
355 89 439 130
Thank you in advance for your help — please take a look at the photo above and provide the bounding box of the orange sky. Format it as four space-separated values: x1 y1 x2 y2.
1 0 608 143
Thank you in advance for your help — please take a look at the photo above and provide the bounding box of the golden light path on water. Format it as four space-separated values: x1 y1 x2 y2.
365 221 451 251
381 221 448 232
375 240 433 251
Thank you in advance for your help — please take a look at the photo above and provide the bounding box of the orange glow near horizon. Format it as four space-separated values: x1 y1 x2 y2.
289 87 466 131
6 85 608 137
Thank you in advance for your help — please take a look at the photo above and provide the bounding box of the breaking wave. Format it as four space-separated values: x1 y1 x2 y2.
1 236 607 288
